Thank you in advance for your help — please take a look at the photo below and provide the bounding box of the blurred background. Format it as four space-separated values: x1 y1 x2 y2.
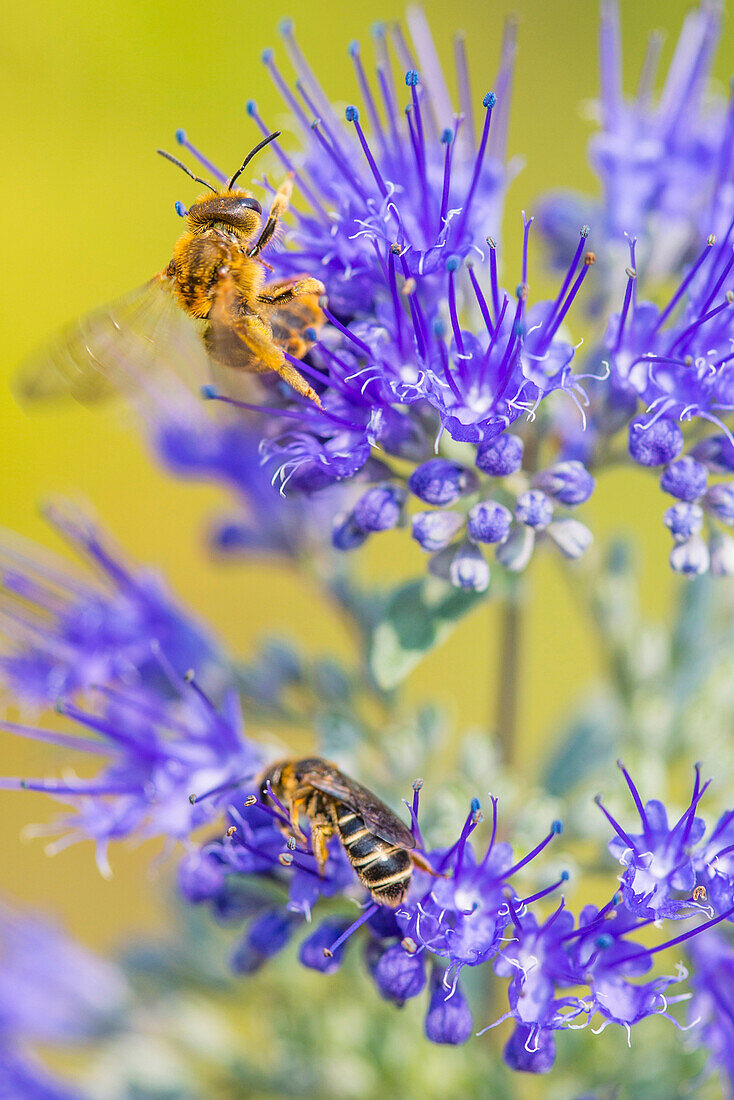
2 0 730 957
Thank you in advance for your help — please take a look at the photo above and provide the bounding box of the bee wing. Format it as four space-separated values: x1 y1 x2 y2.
303 764 416 849
14 275 208 406
266 292 324 359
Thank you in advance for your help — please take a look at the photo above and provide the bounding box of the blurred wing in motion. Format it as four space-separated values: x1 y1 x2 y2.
14 275 209 406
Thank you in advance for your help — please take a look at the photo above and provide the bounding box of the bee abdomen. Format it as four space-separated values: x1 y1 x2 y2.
335 804 412 908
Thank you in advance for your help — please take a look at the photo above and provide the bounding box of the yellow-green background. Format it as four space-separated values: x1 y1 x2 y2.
2 0 729 951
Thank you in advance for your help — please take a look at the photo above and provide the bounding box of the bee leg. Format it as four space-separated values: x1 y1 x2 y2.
228 313 323 408
310 821 332 875
248 175 294 257
286 798 309 846
258 277 326 306
410 851 450 878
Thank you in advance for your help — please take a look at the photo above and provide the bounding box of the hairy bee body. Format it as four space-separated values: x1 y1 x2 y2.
260 757 416 908
16 134 326 408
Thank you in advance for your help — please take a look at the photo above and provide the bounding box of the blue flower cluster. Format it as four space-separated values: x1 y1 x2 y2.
137 3 734 581
0 902 127 1099
177 761 734 1067
3 516 734 1072
0 511 260 877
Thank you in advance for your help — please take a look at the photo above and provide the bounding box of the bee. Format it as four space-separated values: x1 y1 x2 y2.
16 131 325 407
260 757 433 908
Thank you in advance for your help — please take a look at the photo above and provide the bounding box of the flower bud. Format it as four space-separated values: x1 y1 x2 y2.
408 459 475 505
533 460 595 505
467 500 512 543
504 1024 557 1073
372 943 426 1004
663 502 704 542
515 490 554 529
299 919 350 973
332 511 369 551
703 483 734 526
411 509 465 551
424 978 473 1045
448 544 490 592
628 417 684 467
231 909 294 974
710 532 734 576
476 433 524 476
660 456 708 502
691 434 734 473
177 849 225 903
547 518 593 559
669 536 710 576
353 484 405 532
495 524 535 572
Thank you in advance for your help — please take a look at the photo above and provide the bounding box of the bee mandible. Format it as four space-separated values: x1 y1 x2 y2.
260 757 437 908
17 132 326 407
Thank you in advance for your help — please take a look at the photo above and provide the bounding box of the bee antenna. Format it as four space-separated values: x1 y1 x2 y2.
228 131 281 190
157 149 217 193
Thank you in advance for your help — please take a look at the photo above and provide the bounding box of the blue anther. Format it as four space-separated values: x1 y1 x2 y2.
551 819 563 834
445 256 459 272
201 385 218 400
246 99 257 116
175 129 187 144
261 48 273 64
174 201 187 218
483 91 497 108
405 69 419 87
441 128 453 144
345 105 359 122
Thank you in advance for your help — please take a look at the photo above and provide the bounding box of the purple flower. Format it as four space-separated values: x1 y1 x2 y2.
249 13 517 317
0 504 218 707
596 762 712 920
0 903 127 1044
424 972 473 1045
539 1 727 280
1 673 259 877
688 932 734 1094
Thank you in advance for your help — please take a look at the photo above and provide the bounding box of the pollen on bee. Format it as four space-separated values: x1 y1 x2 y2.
693 885 707 901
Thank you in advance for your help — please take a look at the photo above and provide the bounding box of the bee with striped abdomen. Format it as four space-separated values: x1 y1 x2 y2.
260 757 426 908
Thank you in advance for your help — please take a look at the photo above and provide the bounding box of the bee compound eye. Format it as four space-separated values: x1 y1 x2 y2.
242 197 262 215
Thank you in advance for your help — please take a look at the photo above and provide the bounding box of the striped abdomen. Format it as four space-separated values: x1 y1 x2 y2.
333 801 412 908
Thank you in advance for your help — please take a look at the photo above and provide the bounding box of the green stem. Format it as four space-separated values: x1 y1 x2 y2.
495 590 522 767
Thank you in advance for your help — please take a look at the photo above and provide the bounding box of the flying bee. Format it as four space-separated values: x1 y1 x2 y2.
260 757 437 908
16 131 326 407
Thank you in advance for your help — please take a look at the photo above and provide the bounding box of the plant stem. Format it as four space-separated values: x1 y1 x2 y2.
495 589 522 767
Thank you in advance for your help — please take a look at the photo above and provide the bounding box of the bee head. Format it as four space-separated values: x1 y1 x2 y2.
187 192 262 238
158 131 280 241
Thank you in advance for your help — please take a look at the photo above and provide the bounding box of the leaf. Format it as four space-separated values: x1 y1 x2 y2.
369 576 486 690
541 696 620 796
